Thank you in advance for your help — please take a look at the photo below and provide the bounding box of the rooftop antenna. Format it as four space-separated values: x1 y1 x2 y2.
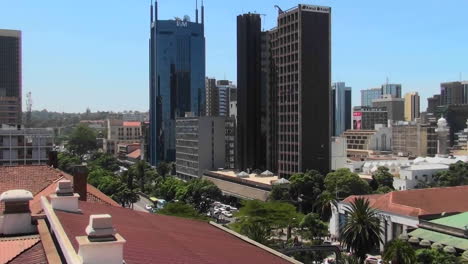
150 0 154 23
154 0 158 21
201 0 204 26
196 0 199 23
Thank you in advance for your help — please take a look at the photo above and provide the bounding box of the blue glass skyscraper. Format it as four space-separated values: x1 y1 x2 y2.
149 1 206 166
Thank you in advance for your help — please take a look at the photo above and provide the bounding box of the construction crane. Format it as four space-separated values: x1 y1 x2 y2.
26 92 32 127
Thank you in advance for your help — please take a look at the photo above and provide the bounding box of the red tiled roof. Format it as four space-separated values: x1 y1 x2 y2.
127 149 141 159
0 235 41 263
343 185 468 217
123 121 141 127
0 165 120 213
8 241 48 264
55 201 291 264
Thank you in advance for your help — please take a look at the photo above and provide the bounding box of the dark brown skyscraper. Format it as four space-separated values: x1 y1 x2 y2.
236 14 267 171
0 29 22 126
271 5 331 177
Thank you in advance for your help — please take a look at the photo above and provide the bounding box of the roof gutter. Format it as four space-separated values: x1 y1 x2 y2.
41 196 82 264
209 221 302 264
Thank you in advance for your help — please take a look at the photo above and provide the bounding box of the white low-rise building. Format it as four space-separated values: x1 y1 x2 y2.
394 163 448 190
330 186 468 251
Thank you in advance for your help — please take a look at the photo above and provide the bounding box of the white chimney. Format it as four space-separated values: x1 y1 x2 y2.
50 180 80 212
0 189 36 235
77 214 126 264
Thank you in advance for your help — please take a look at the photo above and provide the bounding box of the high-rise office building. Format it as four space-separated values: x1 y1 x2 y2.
361 88 381 107
271 5 331 176
205 78 219 116
440 81 468 105
236 13 267 171
381 83 402 98
216 80 236 117
427 94 441 113
352 106 388 130
0 29 22 126
148 1 205 166
332 82 352 136
372 94 405 122
404 92 420 121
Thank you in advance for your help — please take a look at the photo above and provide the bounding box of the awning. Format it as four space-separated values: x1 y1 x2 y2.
409 228 468 251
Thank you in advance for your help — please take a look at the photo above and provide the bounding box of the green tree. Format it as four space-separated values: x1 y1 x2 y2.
289 170 325 213
157 202 208 221
66 124 97 159
325 168 371 199
433 161 468 187
111 185 140 208
313 190 336 221
57 152 81 173
415 248 459 264
299 213 328 242
88 152 120 172
383 239 416 264
153 176 187 201
372 166 395 189
374 185 394 194
269 184 292 202
182 179 222 213
157 162 172 178
231 200 302 244
340 197 382 262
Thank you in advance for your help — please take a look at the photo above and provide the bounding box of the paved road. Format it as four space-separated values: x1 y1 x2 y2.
133 194 152 213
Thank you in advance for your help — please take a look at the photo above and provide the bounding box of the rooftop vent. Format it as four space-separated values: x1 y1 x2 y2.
77 214 126 264
50 180 80 212
0 189 36 235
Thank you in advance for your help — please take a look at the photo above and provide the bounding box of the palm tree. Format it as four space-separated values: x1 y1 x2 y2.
313 190 336 221
340 197 383 262
383 239 416 264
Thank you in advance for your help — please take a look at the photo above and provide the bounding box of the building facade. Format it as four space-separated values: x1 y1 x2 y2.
0 29 22 126
427 94 441 113
149 1 205 166
392 122 437 157
440 81 468 106
361 88 381 107
332 82 352 136
225 117 236 169
352 106 388 130
0 126 53 166
404 92 420 121
236 13 267 171
216 80 236 117
175 116 226 180
381 83 402 98
372 94 405 122
271 4 331 177
205 78 219 116
104 120 142 155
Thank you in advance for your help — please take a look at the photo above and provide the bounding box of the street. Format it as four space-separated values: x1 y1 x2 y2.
133 194 152 212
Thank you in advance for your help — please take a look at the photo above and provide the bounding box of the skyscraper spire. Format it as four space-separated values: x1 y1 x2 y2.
201 0 204 29
150 1 154 23
196 0 199 23
154 0 158 22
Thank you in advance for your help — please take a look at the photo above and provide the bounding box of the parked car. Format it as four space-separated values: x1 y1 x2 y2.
145 204 153 211
364 255 383 264
222 211 233 217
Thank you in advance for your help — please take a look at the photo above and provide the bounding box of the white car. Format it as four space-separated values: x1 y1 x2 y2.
222 211 233 217
145 204 153 211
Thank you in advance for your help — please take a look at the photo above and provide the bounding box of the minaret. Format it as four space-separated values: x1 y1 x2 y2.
435 117 450 157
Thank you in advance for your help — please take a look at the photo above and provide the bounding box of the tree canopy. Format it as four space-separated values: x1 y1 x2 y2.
383 239 416 264
371 166 395 190
433 161 468 187
324 168 371 199
157 202 209 221
66 124 97 158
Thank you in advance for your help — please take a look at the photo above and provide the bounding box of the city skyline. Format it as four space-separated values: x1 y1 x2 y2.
1 0 468 112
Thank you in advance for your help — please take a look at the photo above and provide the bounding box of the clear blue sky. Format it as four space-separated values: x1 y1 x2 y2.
2 0 467 112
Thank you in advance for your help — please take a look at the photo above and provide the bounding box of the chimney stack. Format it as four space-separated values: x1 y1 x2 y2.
0 190 36 235
71 165 88 201
50 180 80 212
48 150 58 168
77 214 126 264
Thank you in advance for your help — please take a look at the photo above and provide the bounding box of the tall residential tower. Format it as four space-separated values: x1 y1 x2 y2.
149 1 206 165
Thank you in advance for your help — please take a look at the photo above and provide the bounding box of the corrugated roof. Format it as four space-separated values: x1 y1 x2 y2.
123 121 141 127
430 212 468 229
127 149 141 159
409 228 468 251
0 235 41 264
343 186 468 217
55 201 291 264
